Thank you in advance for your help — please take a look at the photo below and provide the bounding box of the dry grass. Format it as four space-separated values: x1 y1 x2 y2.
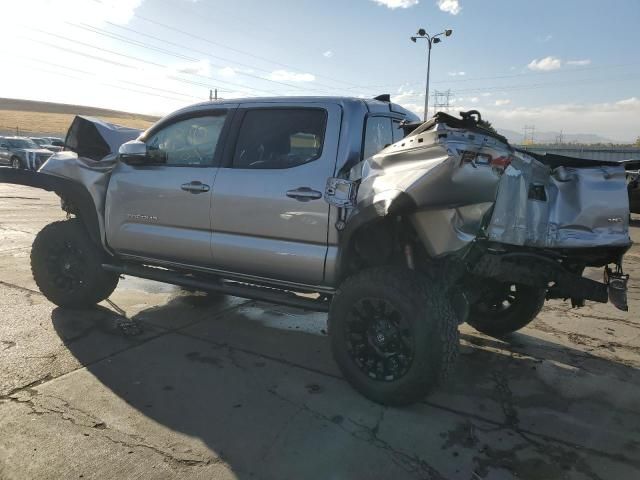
0 98 159 137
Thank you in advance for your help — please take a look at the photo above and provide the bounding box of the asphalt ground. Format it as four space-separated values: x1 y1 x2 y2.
1 183 639 480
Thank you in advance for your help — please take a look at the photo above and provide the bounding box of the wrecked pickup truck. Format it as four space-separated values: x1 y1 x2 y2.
0 98 634 406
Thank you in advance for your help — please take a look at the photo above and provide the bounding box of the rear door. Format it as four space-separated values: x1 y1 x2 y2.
210 102 341 285
105 108 232 265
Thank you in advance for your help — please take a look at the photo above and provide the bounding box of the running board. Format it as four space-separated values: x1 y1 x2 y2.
102 263 330 312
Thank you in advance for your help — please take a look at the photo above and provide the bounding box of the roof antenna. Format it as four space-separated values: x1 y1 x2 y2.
374 94 391 103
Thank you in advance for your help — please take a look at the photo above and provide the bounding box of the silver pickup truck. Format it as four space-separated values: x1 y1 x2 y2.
0 98 634 406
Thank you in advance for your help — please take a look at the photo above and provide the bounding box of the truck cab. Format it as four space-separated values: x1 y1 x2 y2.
105 97 418 290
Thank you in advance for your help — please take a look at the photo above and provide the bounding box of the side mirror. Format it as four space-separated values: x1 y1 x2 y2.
118 140 160 165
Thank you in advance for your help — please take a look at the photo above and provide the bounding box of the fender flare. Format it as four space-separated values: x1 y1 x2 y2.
0 169 104 250
334 189 417 282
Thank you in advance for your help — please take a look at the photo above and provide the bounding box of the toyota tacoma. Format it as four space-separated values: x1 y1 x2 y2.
0 98 635 405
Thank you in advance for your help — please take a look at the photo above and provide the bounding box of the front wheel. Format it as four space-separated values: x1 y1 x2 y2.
31 219 119 308
467 283 546 336
329 267 459 406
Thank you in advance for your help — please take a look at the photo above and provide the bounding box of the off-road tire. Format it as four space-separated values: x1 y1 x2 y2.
329 267 459 406
467 284 546 337
31 219 119 308
10 157 21 169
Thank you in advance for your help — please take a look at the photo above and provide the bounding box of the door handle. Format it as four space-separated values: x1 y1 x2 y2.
181 181 210 194
286 187 322 201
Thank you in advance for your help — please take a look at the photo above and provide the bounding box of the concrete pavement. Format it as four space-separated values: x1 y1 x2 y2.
1 183 639 480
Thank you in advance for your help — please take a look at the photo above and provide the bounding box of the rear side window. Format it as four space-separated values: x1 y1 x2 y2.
363 116 393 159
232 108 327 169
392 119 406 143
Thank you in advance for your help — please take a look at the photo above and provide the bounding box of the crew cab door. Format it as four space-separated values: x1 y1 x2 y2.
210 103 341 285
105 108 233 265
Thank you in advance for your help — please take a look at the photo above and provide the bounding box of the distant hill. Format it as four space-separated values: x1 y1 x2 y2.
0 98 159 137
497 127 628 146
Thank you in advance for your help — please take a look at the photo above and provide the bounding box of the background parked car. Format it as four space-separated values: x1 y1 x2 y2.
0 136 54 170
29 137 63 152
42 136 65 147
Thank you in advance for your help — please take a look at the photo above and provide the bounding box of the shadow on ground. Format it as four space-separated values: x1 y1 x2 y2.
49 293 640 480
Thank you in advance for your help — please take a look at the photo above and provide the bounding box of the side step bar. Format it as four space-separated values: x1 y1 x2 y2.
103 263 331 312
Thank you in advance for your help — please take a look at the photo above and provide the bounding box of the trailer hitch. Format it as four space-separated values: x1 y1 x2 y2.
605 265 629 312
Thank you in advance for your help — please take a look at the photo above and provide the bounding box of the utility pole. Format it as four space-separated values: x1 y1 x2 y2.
209 89 218 101
411 28 453 121
524 125 536 145
432 89 452 116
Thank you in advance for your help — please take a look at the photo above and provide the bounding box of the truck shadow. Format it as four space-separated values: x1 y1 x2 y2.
50 295 640 479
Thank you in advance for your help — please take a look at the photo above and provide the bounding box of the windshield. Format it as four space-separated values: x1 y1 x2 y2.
7 138 39 149
31 138 47 146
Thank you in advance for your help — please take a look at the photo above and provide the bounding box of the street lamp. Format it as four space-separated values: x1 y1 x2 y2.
411 28 453 120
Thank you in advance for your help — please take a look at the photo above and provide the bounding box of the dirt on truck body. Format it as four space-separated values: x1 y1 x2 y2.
0 101 635 405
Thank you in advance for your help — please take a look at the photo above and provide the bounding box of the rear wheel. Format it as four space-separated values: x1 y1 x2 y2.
467 283 546 336
31 219 119 308
329 267 459 406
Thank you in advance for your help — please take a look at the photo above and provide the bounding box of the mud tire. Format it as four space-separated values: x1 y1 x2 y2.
31 219 119 308
467 284 546 337
329 267 459 406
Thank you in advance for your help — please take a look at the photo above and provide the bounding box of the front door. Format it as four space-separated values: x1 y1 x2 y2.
105 109 231 265
210 103 341 285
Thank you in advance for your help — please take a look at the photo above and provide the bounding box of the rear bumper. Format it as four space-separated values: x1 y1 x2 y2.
470 244 631 310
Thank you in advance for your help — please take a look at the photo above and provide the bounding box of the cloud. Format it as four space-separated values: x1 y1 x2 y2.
171 59 210 76
392 93 640 142
537 34 553 43
371 0 419 9
469 97 479 103
567 59 591 66
219 66 236 77
448 71 466 77
495 99 511 106
268 70 315 82
484 97 640 142
437 0 461 15
481 92 492 97
527 56 562 71
323 50 334 58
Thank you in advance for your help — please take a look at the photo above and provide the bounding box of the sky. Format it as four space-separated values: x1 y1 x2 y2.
3 0 640 142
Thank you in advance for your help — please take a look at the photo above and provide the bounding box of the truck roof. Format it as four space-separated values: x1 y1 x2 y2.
171 96 420 122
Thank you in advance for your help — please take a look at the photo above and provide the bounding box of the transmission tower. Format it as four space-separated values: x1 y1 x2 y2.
523 125 536 145
432 89 452 116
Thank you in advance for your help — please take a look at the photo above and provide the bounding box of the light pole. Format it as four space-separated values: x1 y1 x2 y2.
411 28 453 120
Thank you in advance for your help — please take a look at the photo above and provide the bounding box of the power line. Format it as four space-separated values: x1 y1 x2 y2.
347 62 640 91
2 53 201 104
102 20 345 92
132 11 359 87
89 0 356 90
20 32 275 97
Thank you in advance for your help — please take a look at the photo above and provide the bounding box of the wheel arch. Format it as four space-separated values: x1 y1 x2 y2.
334 190 419 283
0 169 107 253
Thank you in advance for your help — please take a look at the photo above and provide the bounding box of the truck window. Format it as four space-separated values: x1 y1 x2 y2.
363 116 393 159
392 119 406 143
146 113 227 166
232 108 326 169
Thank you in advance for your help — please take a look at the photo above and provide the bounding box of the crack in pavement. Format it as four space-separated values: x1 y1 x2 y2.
5 389 224 470
266 387 447 480
2 276 638 473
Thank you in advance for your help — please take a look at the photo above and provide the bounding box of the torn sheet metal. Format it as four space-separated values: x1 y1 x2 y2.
349 113 632 256
64 115 142 161
38 117 141 240
487 154 630 248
